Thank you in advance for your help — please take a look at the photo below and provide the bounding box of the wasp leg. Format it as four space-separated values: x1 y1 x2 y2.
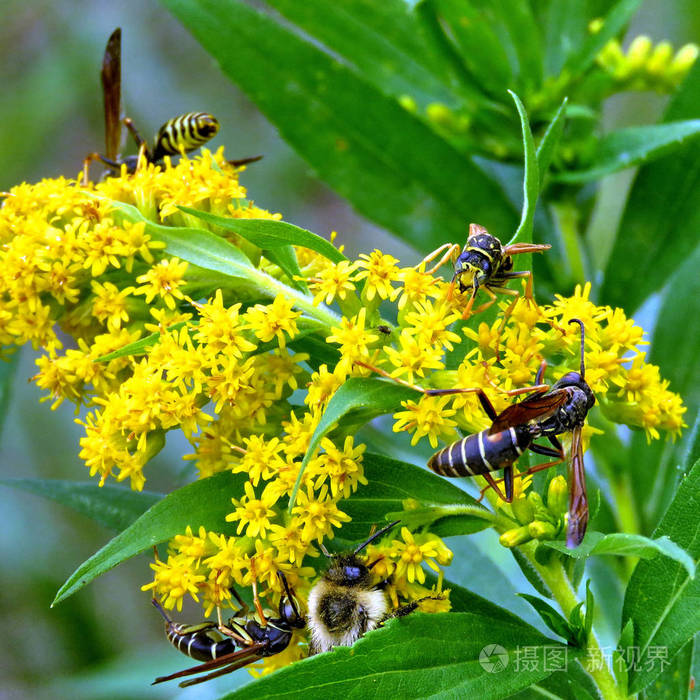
502 242 551 256
478 471 512 502
479 453 565 501
418 243 462 275
228 154 263 167
249 561 268 626
480 362 550 397
123 117 151 159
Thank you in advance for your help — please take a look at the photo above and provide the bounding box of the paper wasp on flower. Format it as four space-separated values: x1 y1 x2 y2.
83 28 261 184
151 570 304 687
420 223 551 320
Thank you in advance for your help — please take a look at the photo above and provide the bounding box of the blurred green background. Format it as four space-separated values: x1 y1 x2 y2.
0 1 697 698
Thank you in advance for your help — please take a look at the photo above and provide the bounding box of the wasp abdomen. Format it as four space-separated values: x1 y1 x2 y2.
166 622 237 662
428 427 528 478
153 112 220 161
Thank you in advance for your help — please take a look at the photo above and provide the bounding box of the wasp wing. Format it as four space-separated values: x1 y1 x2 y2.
566 426 589 548
101 28 122 161
152 642 265 686
488 388 569 434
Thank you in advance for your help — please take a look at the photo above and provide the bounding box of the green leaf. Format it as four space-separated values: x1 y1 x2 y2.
511 548 553 600
542 532 696 577
622 458 700 693
224 612 579 700
542 1 589 77
640 638 693 700
178 208 347 264
96 322 188 361
288 377 419 511
340 453 491 541
536 97 568 184
0 479 161 532
518 594 578 645
623 247 700 534
0 352 19 435
563 0 642 74
555 120 700 183
508 90 538 245
600 61 700 312
163 0 518 250
263 0 456 108
52 471 246 606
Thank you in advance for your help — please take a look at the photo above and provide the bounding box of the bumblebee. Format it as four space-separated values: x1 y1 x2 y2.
83 28 260 183
307 521 431 655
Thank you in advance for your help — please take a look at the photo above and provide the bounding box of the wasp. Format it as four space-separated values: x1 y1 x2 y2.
427 319 594 547
151 570 304 687
420 223 551 319
357 319 593 548
83 28 260 183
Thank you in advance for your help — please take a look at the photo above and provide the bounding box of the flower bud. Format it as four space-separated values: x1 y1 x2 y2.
528 520 558 540
398 95 417 113
511 495 535 524
547 475 569 516
646 41 673 76
426 102 455 129
626 36 652 70
499 525 532 548
669 44 699 79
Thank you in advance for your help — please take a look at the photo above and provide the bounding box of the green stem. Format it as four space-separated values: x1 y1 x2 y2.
521 543 626 700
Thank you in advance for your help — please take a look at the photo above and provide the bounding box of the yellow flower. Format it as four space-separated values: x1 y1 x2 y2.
384 330 446 385
308 259 358 305
245 294 301 349
354 250 400 302
291 484 351 542
134 257 188 309
307 436 368 499
225 481 279 538
90 280 134 331
194 290 257 358
141 553 207 611
393 394 457 447
390 527 452 584
326 307 379 373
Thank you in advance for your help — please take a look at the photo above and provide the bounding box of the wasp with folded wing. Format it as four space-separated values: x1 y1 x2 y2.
427 319 594 547
151 571 304 687
83 28 260 183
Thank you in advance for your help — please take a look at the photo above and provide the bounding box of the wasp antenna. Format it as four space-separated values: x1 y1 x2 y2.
152 598 172 623
278 571 302 619
354 520 400 554
568 319 586 379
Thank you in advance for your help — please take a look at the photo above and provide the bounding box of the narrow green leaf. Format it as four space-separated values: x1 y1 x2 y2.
224 612 579 700
600 62 700 312
622 458 700 693
536 97 568 184
0 479 161 532
178 208 347 264
563 0 642 74
163 0 518 250
96 322 187 361
623 247 700 534
264 0 456 108
288 377 419 511
0 352 19 435
639 638 693 700
542 0 588 77
519 594 577 644
542 532 695 577
508 90 539 246
556 120 700 183
52 471 246 606
340 452 489 542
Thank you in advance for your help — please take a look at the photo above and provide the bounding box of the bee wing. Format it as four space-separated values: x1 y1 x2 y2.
101 28 122 161
488 388 569 434
152 642 266 686
566 426 589 548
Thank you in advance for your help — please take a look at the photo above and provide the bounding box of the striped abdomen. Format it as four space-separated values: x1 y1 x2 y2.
428 426 530 478
165 621 237 662
153 112 220 161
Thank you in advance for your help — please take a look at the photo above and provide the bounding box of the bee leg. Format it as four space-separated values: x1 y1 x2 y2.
417 243 462 275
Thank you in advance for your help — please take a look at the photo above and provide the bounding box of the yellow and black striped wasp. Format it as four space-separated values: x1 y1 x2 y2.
151 571 304 687
83 28 261 184
421 223 551 318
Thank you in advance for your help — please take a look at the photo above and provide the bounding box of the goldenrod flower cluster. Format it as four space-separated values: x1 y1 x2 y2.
591 20 698 92
0 150 685 673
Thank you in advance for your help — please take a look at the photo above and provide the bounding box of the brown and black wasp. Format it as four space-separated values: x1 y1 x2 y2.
359 319 594 548
151 570 304 687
